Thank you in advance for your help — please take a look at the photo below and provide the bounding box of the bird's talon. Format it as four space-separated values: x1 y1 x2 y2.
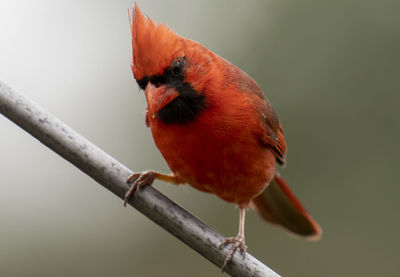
124 170 155 206
127 172 140 184
219 234 247 272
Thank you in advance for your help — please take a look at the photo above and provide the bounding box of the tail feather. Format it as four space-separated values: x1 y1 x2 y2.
251 174 322 240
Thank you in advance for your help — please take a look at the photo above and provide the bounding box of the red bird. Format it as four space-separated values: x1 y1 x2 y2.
125 4 322 270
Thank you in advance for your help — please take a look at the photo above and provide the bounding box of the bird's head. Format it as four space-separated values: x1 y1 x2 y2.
130 3 213 125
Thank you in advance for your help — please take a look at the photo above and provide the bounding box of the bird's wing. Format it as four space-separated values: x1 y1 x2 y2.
254 96 287 165
232 68 286 164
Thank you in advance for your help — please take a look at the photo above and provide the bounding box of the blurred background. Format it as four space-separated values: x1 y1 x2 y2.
0 0 399 276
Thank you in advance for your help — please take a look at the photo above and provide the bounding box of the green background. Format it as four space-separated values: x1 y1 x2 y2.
0 0 399 276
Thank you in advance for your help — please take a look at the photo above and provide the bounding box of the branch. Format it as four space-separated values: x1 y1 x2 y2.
0 80 280 277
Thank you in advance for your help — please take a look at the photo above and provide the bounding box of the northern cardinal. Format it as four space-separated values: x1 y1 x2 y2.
125 3 322 270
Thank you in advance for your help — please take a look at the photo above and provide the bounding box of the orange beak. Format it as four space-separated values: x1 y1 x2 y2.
145 83 180 119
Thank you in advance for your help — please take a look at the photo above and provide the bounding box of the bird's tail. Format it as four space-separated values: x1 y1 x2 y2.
251 174 322 240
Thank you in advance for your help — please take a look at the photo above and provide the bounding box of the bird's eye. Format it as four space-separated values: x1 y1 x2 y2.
170 57 185 76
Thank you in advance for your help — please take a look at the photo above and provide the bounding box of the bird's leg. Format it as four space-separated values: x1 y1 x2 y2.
124 170 183 206
219 207 248 272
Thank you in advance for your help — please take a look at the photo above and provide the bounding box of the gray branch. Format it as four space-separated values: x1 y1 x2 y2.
0 80 280 277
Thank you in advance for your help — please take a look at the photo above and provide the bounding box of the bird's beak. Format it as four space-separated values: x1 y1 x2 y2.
145 83 180 118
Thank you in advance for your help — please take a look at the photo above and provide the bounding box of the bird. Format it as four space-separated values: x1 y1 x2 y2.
125 3 322 271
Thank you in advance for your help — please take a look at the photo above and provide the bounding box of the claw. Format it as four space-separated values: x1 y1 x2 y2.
124 170 155 206
219 234 247 272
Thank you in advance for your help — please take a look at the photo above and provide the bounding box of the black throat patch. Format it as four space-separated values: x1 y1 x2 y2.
136 57 207 125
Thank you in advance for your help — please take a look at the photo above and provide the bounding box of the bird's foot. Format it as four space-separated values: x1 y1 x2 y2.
219 233 247 272
124 170 156 206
